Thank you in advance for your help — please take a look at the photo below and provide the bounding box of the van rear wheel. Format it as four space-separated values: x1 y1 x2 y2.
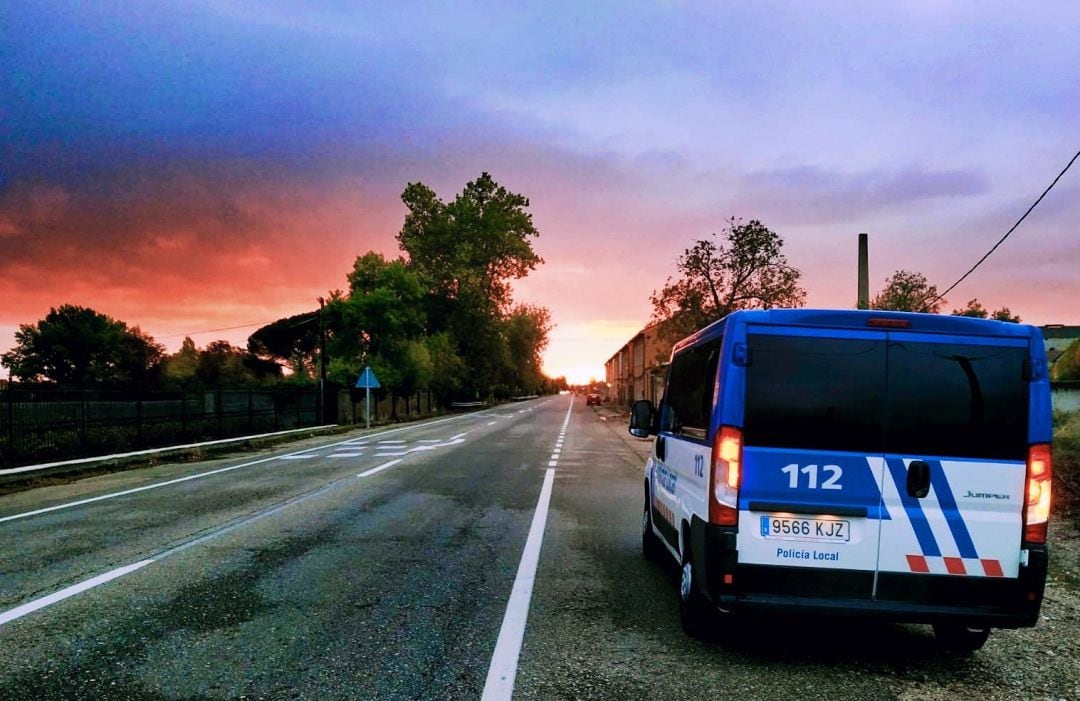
933 623 991 653
677 548 715 639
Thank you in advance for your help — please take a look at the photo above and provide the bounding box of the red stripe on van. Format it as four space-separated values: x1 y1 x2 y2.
906 554 930 573
981 559 1004 577
943 557 967 575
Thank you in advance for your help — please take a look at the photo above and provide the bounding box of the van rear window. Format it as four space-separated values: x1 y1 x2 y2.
885 341 1028 460
743 333 1029 460
744 334 886 454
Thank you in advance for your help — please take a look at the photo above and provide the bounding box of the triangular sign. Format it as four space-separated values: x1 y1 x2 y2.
355 367 381 389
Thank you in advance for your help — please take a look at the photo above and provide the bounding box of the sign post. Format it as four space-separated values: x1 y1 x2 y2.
355 367 381 429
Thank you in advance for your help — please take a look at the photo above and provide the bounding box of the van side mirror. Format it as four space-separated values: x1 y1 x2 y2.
629 400 655 438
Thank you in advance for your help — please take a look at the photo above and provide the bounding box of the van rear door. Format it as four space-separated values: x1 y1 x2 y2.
874 333 1029 605
738 328 890 602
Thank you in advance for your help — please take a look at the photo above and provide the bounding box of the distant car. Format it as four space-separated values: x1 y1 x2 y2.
586 393 602 406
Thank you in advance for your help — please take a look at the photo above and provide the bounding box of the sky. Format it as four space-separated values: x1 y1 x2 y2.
2 1 1078 384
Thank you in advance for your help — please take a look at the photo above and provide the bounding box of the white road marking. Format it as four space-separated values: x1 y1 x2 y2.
0 411 478 526
481 468 556 701
278 455 317 460
376 440 407 445
357 459 403 478
0 398 555 627
486 421 497 426
0 455 415 629
0 426 338 476
0 559 155 627
482 396 573 701
328 452 364 458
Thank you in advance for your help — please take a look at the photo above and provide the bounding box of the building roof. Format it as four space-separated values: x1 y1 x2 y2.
1041 325 1080 340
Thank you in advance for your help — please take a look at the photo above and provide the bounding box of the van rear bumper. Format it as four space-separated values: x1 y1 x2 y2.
692 518 1047 628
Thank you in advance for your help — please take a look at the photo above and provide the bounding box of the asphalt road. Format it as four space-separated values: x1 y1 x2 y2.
1 395 1077 701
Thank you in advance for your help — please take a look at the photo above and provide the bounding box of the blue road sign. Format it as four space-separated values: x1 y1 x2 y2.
356 366 381 389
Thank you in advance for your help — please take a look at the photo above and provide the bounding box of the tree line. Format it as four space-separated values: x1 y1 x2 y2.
2 173 560 400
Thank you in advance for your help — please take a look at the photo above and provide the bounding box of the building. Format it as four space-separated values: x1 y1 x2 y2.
604 323 674 407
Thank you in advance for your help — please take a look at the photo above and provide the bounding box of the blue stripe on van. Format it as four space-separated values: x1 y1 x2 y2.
928 461 979 559
885 458 941 557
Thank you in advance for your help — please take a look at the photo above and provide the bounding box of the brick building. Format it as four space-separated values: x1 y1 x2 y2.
604 323 673 408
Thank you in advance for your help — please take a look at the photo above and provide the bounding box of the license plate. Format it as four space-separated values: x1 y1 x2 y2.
759 515 850 543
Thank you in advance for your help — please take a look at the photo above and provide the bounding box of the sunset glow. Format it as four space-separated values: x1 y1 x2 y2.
3 2 1079 382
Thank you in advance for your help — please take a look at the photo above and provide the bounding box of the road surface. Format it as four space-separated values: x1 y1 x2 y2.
1 395 1077 700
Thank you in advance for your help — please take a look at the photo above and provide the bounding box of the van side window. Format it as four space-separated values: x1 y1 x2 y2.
662 338 722 441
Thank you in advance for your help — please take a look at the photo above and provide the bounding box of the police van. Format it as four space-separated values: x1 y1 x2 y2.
629 309 1052 651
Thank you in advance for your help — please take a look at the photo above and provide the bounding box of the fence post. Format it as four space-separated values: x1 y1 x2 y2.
4 386 13 469
80 390 88 452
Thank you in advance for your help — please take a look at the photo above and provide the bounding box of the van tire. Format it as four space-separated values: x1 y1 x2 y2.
933 623 991 653
677 547 714 638
642 495 663 562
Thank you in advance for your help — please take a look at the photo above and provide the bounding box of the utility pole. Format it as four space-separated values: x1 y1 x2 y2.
857 233 870 310
317 296 327 424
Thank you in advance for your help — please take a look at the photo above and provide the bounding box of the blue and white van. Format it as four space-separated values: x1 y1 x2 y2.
630 309 1052 651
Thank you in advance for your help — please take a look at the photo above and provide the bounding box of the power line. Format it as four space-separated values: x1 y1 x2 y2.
931 148 1080 305
158 321 276 340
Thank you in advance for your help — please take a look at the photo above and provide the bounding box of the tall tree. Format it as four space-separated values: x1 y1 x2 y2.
871 270 942 313
397 172 543 312
650 218 805 341
396 173 544 398
1 305 164 387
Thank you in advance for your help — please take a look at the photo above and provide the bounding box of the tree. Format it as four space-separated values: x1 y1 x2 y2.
397 172 543 312
950 298 1021 323
1 305 164 387
650 218 805 341
248 311 320 376
1053 338 1080 381
503 304 553 396
196 340 274 387
870 270 943 313
396 173 545 398
162 337 200 387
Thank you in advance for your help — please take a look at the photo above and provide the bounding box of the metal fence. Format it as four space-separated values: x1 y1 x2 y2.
0 385 329 469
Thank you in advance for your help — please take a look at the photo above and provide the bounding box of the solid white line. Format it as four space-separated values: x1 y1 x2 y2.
481 468 556 701
0 559 155 627
357 459 403 478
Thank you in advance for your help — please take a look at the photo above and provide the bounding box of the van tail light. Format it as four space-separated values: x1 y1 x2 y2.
710 426 742 526
1023 443 1052 544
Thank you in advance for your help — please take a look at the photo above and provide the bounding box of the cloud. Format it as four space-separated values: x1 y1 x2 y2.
736 165 990 225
